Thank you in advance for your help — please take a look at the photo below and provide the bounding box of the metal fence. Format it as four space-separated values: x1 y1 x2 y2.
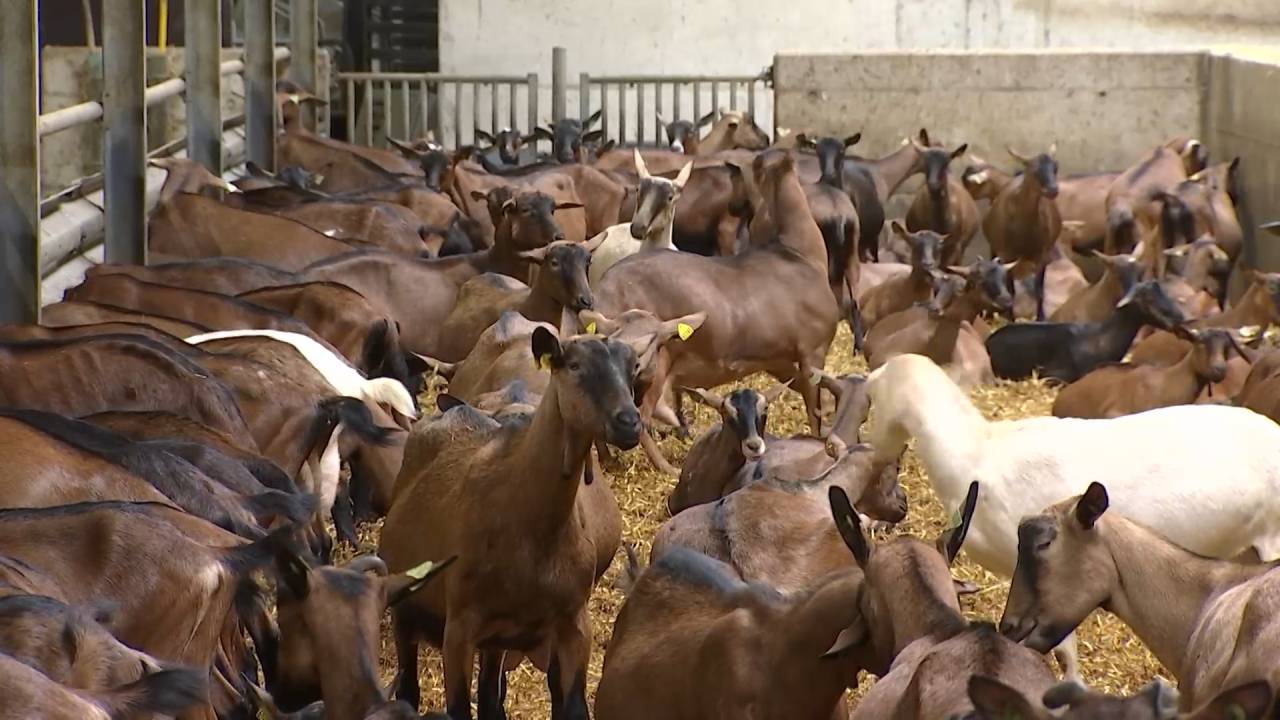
578 71 773 146
335 72 539 149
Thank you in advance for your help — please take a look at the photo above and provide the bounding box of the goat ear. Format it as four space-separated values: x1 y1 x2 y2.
673 161 694 190
654 110 668 127
951 143 969 159
937 481 979 565
474 129 496 145
685 387 727 413
1007 145 1032 164
969 676 1045 719
634 148 651 179
696 110 717 128
578 310 618 336
659 312 706 343
822 618 868 658
582 130 605 144
531 327 564 371
760 381 791 405
1187 681 1273 720
844 133 862 148
528 127 555 142
555 201 585 211
918 128 931 146
385 556 457 608
829 486 870 569
275 549 312 598
584 109 603 129
1042 681 1089 709
890 220 910 240
1048 142 1058 158
387 137 424 159
469 189 489 202
437 394 466 412
518 245 551 265
1074 482 1109 530
795 133 813 149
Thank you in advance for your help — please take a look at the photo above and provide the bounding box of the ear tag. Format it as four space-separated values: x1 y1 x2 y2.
947 506 963 530
538 354 552 371
404 560 437 581
810 370 822 385
676 322 695 341
586 321 597 335
257 708 272 720
287 94 301 104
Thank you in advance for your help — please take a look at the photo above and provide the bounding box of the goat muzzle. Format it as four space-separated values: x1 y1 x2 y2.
606 409 642 450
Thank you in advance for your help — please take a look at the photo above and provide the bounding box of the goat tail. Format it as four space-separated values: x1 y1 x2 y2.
615 544 644 597
243 490 319 528
101 667 208 718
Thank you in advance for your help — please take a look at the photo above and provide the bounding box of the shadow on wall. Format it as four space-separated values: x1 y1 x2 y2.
1016 0 1280 30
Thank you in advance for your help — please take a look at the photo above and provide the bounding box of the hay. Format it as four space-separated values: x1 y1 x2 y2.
370 326 1162 717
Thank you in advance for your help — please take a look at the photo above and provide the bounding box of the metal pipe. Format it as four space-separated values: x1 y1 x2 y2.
526 73 538 153
243 0 276 170
0 0 41 323
579 72 590 125
157 0 168 49
552 46 567 123
290 0 317 129
185 0 222 173
102 0 147 266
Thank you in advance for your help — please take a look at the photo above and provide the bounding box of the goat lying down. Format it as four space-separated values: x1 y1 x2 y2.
865 354 1280 678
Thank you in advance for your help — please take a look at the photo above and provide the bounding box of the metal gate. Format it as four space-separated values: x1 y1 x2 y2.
577 71 773 147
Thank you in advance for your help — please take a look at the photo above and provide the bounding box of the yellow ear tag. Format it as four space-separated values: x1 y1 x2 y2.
287 94 301 104
257 708 272 720
404 560 437 581
810 370 822 385
538 354 552 371
586 321 597 335
677 323 695 341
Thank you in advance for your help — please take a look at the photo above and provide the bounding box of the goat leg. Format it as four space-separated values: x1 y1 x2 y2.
547 615 591 720
1034 260 1050 321
331 480 360 547
442 616 478 720
639 428 680 477
477 651 509 720
393 613 422 711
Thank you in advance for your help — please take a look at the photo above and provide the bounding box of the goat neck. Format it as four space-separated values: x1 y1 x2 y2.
1095 517 1271 684
864 142 925 200
920 289 985 364
1091 300 1157 361
485 216 530 280
515 382 595 537
772 573 871 713
639 202 678 252
764 157 829 272
518 266 574 327
1158 344 1214 405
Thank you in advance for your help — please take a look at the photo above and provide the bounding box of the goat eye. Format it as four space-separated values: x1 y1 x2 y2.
568 362 581 372
1036 540 1052 552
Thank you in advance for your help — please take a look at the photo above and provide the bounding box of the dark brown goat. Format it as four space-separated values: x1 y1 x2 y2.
860 222 944 330
41 301 210 337
905 134 977 266
983 145 1062 320
86 257 302 295
0 652 206 720
1050 250 1143 323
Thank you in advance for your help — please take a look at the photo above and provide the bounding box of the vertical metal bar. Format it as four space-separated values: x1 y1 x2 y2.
244 0 276 170
401 81 410 140
619 83 628 144
420 79 429 139
363 79 373 146
471 82 479 144
490 83 499 134
185 0 222 173
345 77 355 143
711 81 720 117
730 81 739 111
654 82 664 145
289 0 317 129
0 0 40 323
637 82 646 146
526 73 538 150
452 82 462 148
103 0 147 266
381 79 391 146
693 82 701 124
579 72 590 124
508 82 517 131
552 46 567 122
748 81 757 121
673 82 681 123
600 83 610 143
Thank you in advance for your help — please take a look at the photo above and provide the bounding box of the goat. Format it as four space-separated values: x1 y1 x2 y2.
589 151 693 285
1052 170 1123 255
473 127 525 166
271 551 451 719
434 237 601 362
526 110 604 164
0 652 207 720
1051 327 1244 418
1126 270 1280 367
595 151 841 458
380 329 641 718
695 110 771 155
1160 235 1231 321
1001 483 1280 713
796 131 885 263
794 134 864 325
983 144 1062 320
1050 249 1143 323
1010 244 1088 321
905 133 977 265
966 675 1272 720
866 353 1280 679
986 280 1185 382
187 329 417 421
1103 139 1202 260
655 110 715 154
867 259 1013 386
87 257 301 295
859 222 943 330
652 443 907 596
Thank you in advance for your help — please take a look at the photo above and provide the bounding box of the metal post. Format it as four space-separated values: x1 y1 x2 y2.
290 0 318 130
0 0 40 323
552 46 566 122
103 0 147 266
578 73 590 126
185 0 222 173
526 73 538 160
244 0 276 170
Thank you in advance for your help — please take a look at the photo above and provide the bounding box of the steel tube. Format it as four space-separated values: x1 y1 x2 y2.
0 0 41 323
102 0 147 265
185 0 222 172
290 0 317 129
552 46 567 122
243 0 276 170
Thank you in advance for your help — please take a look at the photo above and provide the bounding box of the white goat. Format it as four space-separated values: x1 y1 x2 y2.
588 149 692 287
185 329 416 418
865 353 1280 677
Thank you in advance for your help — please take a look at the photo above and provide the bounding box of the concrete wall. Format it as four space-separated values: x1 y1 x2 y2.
1205 47 1280 271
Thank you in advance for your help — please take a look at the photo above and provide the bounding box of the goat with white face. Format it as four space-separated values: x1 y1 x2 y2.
1000 482 1280 713
588 150 692 286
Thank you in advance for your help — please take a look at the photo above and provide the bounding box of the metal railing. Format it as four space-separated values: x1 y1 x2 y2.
578 71 773 146
335 71 539 149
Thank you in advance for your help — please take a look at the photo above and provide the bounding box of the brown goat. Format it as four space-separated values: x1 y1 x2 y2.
1126 270 1280 366
695 110 772 155
381 329 641 718
86 257 302 295
1053 171 1122 254
1103 140 1201 261
1009 245 1088 322
983 145 1062 320
595 151 841 453
967 675 1272 720
227 187 430 257
0 651 206 720
41 300 211 336
1050 249 1143 323
905 135 978 266
271 552 451 720
434 237 603 362
860 222 944 330
1052 328 1242 418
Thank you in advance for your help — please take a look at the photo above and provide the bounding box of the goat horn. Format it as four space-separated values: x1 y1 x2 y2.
347 556 389 576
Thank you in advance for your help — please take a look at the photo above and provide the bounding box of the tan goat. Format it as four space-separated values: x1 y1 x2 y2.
860 223 944 330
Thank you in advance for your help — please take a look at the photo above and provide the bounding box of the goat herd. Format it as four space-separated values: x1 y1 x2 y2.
2 78 1280 720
